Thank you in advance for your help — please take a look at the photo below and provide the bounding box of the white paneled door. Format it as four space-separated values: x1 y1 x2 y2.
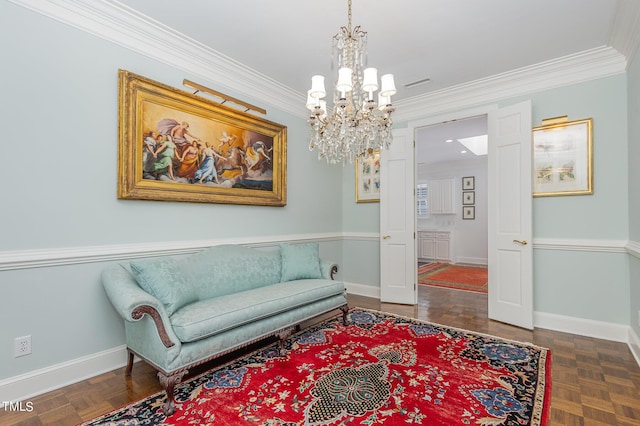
380 128 417 304
487 101 533 329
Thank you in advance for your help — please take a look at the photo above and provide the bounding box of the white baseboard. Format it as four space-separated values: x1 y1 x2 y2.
453 257 487 266
533 311 630 343
629 328 640 367
0 345 129 402
344 281 381 299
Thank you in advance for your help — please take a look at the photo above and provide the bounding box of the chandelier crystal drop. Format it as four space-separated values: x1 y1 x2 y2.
306 0 396 165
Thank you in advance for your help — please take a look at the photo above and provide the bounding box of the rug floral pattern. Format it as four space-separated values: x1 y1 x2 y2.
84 309 550 425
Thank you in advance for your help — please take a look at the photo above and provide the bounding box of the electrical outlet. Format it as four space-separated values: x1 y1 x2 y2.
14 335 31 357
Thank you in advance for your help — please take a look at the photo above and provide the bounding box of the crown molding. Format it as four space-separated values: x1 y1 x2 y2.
609 0 640 67
394 46 627 123
8 1 632 125
7 0 305 118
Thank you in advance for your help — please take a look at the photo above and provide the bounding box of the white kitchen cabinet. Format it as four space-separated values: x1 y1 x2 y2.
428 178 455 214
419 232 435 259
418 231 451 262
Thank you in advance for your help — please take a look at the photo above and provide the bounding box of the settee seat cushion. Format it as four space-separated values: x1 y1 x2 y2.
170 279 345 343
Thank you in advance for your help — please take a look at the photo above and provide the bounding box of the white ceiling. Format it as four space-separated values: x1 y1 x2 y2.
416 116 488 166
112 0 637 165
116 0 625 103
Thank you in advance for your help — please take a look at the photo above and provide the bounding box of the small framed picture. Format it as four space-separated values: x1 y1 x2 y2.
462 176 475 190
355 151 380 203
462 191 475 205
463 206 475 220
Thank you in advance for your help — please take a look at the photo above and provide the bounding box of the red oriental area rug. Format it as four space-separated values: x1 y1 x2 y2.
419 263 488 293
83 308 551 425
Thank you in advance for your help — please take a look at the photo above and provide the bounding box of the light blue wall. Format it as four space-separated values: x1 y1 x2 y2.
628 45 640 337
0 2 342 251
341 162 380 287
0 2 343 381
524 76 629 240
342 75 632 324
390 75 631 325
519 76 630 323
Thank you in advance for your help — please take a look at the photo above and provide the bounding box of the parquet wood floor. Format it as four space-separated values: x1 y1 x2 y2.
3 286 640 425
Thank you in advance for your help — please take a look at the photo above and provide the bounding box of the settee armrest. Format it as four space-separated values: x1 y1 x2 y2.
320 260 338 280
101 264 179 348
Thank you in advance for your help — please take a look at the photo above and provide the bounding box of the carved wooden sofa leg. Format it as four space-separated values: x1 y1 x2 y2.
340 305 349 325
276 326 296 355
125 350 135 376
158 369 188 416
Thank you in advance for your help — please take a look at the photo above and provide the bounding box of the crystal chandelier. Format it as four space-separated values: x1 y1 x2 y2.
306 0 396 164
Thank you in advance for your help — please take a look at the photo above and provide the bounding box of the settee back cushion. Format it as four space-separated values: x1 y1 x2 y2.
280 242 322 281
179 245 282 300
130 257 198 316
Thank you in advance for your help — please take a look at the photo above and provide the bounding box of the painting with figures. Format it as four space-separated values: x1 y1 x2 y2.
118 70 287 206
141 103 274 190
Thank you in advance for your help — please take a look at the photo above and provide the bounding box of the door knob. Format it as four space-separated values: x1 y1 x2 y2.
513 239 528 245
382 235 391 239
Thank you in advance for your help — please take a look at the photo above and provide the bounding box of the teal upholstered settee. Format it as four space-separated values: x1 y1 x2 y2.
102 243 348 414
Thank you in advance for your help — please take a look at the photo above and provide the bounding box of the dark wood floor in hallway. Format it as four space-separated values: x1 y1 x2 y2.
3 286 640 425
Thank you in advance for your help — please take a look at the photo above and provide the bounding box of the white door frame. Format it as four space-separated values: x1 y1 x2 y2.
406 103 534 329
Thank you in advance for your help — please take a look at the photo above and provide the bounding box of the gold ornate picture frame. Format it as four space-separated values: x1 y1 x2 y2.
532 116 592 197
355 151 380 203
118 70 287 206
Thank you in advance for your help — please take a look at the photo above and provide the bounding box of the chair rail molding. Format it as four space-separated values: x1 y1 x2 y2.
0 233 346 271
2 235 632 271
533 237 628 253
625 240 640 258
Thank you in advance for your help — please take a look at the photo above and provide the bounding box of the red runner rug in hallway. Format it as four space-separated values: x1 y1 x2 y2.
419 263 488 293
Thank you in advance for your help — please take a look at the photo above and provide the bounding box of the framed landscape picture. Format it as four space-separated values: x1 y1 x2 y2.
355 151 380 203
117 70 287 206
532 117 592 197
